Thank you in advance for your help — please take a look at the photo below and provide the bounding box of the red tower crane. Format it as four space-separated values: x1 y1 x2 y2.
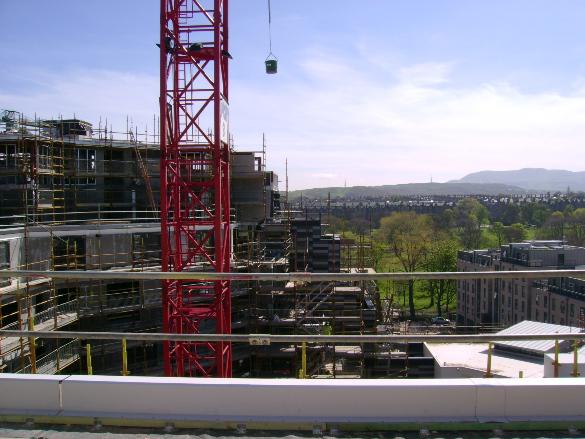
159 0 232 377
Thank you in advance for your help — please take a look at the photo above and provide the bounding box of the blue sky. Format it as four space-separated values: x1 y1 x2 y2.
2 1 585 189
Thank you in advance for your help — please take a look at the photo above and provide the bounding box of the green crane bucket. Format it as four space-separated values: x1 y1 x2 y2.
265 58 278 74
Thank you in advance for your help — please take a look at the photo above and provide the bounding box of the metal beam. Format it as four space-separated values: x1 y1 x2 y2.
1 269 585 281
3 329 585 344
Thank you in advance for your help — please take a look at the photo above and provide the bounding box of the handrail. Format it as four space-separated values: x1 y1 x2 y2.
20 339 80 374
1 269 585 282
1 300 77 330
2 329 585 344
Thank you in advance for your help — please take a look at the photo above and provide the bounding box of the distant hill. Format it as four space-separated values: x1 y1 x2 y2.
288 182 527 200
450 168 585 192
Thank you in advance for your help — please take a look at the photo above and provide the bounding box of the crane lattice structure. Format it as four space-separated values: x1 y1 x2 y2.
159 0 232 377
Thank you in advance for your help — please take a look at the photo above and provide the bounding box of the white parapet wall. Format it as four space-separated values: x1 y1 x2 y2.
1 374 585 425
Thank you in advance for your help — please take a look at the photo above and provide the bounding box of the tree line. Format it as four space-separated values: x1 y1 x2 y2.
330 197 585 320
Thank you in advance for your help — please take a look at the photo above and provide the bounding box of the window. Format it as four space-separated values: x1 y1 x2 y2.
0 241 9 287
75 149 96 185
76 149 96 173
522 286 525 298
0 175 17 184
570 304 575 317
38 144 51 169
544 312 548 322
39 175 53 186
552 298 556 311
0 144 16 168
544 296 548 307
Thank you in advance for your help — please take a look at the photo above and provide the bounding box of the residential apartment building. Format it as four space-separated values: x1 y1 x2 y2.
457 241 585 328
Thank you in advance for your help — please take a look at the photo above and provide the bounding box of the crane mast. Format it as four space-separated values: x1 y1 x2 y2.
159 0 232 377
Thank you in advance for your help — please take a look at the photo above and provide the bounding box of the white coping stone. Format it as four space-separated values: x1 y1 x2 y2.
497 378 585 420
60 376 478 423
473 380 508 422
2 375 585 424
0 374 65 415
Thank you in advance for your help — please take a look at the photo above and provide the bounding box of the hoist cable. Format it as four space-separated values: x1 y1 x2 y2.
267 0 272 54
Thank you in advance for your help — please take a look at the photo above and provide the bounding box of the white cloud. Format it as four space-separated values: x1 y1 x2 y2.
230 56 585 189
311 172 337 179
397 62 453 85
3 59 585 191
0 69 159 133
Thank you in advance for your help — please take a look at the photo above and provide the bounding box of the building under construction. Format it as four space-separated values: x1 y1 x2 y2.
0 110 401 378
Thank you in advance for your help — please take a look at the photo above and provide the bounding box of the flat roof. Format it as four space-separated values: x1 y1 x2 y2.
425 342 544 378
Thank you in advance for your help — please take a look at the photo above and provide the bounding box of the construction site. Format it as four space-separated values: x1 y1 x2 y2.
0 108 423 379
5 2 585 437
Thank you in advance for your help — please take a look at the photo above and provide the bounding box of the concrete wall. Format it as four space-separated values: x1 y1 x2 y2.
2 375 585 424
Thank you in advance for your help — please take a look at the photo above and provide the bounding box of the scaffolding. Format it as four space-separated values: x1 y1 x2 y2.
0 109 160 224
1 109 382 379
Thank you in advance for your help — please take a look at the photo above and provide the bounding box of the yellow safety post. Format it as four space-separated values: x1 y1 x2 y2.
554 339 560 378
28 315 36 374
86 344 93 375
571 340 580 377
298 342 307 379
121 338 129 376
485 343 493 378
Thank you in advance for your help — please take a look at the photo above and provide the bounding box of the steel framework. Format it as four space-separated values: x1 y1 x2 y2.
160 0 232 377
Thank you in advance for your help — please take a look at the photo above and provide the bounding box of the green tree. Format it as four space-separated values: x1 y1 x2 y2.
453 198 488 249
539 211 566 240
492 221 505 247
370 241 386 272
567 208 585 246
379 212 433 319
503 223 527 243
500 204 521 225
520 203 551 227
326 215 349 234
434 208 455 231
423 237 458 316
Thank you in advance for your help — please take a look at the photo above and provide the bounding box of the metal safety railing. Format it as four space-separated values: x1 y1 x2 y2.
3 328 585 344
1 268 585 282
20 339 80 374
1 300 78 331
2 268 585 378
2 328 585 379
